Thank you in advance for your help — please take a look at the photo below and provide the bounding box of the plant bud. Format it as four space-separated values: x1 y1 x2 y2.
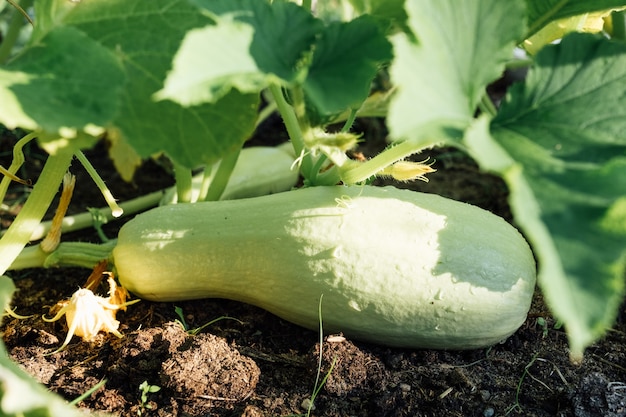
379 159 436 182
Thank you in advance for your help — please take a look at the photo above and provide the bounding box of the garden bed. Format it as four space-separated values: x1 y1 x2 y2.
1 119 626 417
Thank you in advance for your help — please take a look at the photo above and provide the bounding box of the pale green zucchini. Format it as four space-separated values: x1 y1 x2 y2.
160 144 299 204
114 185 536 350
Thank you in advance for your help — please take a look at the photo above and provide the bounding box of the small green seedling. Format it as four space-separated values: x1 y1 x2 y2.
284 295 337 417
304 296 337 417
536 317 549 338
138 380 161 416
173 305 189 330
536 317 564 338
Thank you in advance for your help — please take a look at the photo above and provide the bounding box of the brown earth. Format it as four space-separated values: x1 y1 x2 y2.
1 112 626 417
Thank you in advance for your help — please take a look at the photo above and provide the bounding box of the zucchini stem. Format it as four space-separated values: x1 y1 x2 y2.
173 162 193 203
478 93 498 117
75 150 123 217
0 150 74 276
339 139 432 184
339 109 358 133
203 148 241 201
268 83 316 182
13 189 166 242
0 131 37 202
9 240 116 270
0 0 33 64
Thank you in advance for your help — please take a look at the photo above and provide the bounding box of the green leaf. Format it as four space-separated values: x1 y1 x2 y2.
158 0 390 123
30 0 78 44
304 15 392 117
525 0 626 37
53 0 260 169
387 0 526 146
192 0 321 81
0 26 125 141
348 0 407 30
154 21 266 105
156 0 320 105
1 0 259 168
477 33 626 357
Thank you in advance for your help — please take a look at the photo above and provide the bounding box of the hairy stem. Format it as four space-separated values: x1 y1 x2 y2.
339 140 428 184
9 240 116 270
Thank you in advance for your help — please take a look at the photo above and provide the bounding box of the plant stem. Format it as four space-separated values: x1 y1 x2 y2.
256 99 277 127
0 0 33 64
9 240 116 270
300 0 312 12
612 10 626 41
340 109 358 133
479 94 498 117
75 150 123 217
0 131 37 202
197 165 216 202
339 139 427 184
17 189 166 241
268 83 314 181
0 150 73 276
505 58 533 70
203 148 241 201
173 162 193 203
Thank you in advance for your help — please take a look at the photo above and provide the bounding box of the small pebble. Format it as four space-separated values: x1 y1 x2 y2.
301 398 315 411
483 407 495 417
480 390 491 401
399 383 411 392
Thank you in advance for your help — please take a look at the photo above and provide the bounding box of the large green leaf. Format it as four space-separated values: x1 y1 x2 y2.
158 0 390 121
192 0 321 82
387 0 526 146
525 0 626 36
155 0 319 106
348 0 407 30
0 0 260 168
153 21 266 106
303 15 392 117
60 0 260 168
469 33 626 358
0 25 124 145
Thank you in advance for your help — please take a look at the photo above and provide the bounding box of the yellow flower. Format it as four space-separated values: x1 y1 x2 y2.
43 276 138 352
378 159 436 182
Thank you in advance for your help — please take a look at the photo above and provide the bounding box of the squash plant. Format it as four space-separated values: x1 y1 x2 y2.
1 0 626 414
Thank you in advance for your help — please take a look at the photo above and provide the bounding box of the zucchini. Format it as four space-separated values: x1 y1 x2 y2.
159 144 299 204
114 185 536 349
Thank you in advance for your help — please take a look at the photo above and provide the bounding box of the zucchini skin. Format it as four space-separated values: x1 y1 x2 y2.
114 185 536 350
159 145 299 204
